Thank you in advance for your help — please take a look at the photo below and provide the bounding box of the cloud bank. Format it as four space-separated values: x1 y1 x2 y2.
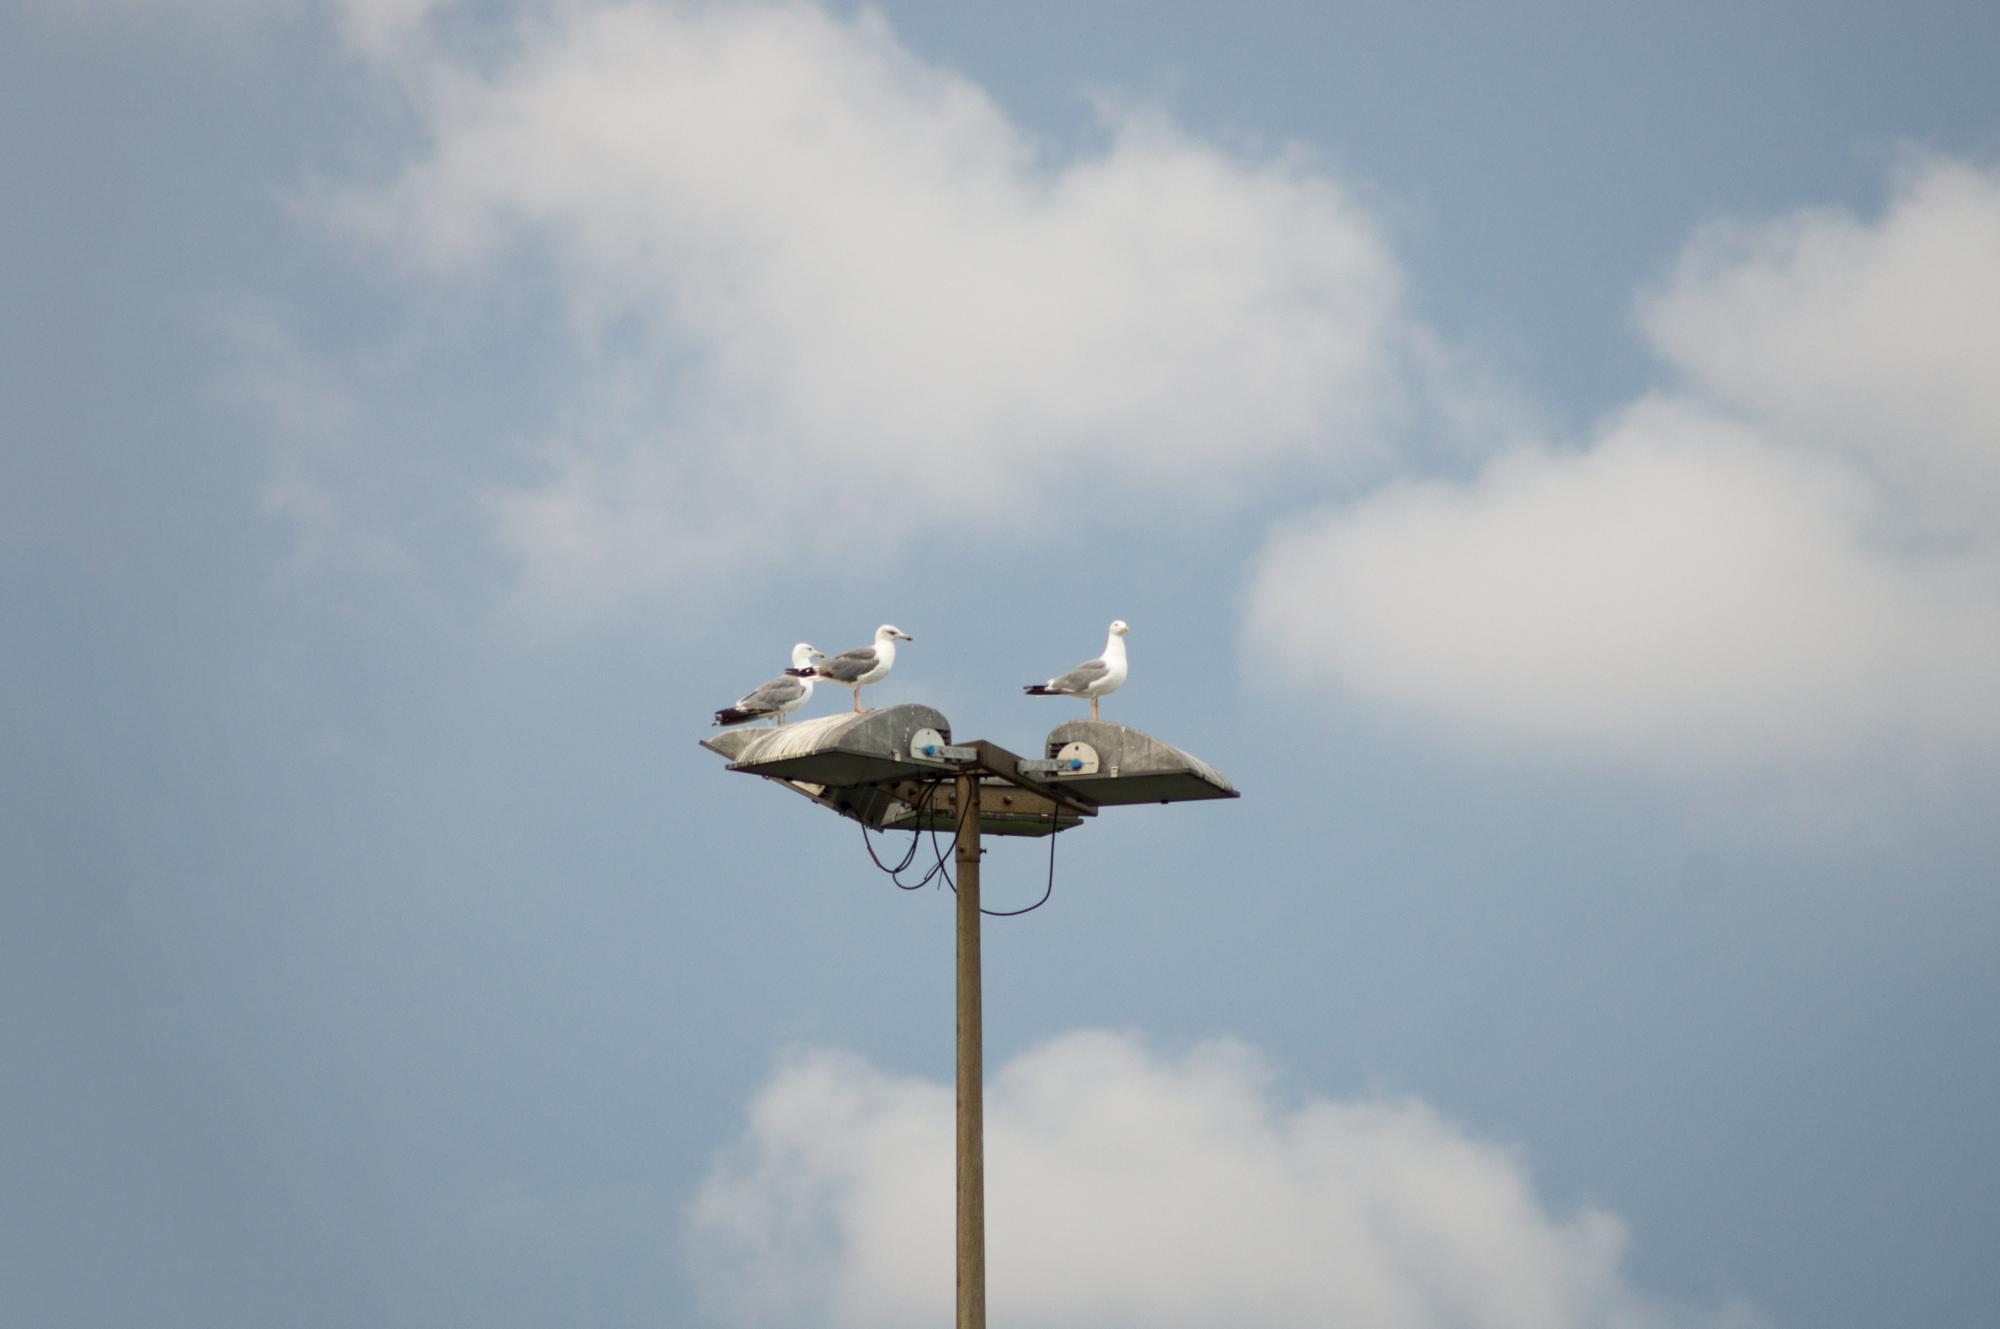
309 3 1999 786
333 0 1409 601
691 1031 1759 1329
1249 158 2000 775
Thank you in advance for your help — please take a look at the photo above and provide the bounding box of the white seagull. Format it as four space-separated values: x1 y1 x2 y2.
792 624 913 713
1024 620 1129 721
713 643 820 727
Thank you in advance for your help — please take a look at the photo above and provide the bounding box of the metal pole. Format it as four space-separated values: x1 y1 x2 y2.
954 771 986 1329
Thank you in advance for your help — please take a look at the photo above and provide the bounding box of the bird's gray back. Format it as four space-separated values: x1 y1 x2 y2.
742 675 807 709
818 647 880 683
1051 658 1110 692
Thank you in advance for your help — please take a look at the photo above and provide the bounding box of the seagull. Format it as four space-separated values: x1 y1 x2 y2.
1024 620 1128 721
713 643 820 727
791 624 913 713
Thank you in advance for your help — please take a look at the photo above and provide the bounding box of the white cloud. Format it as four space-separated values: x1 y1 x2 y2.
207 301 425 578
339 0 449 61
327 0 1410 602
1645 156 2000 544
32 0 272 11
691 1030 1761 1329
25 0 309 26
1248 158 2000 777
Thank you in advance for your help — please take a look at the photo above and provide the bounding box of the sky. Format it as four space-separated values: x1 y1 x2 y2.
5 2 1998 1326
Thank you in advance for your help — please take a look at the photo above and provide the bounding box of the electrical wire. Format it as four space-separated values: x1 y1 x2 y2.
919 774 967 891
973 799 1056 917
857 771 1059 915
860 777 953 891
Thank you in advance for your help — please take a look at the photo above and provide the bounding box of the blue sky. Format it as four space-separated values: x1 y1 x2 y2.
7 2 1998 1326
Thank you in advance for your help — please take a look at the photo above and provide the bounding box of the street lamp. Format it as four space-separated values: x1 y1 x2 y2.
702 702 1238 1329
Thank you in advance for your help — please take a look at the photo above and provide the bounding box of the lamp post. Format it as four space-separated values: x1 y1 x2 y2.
954 768 985 1328
702 704 1237 1329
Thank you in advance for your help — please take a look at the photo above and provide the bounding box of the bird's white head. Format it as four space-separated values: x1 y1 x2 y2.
878 624 914 642
790 643 818 669
1109 620 1129 636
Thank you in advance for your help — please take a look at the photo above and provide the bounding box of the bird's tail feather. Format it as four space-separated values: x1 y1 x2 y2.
1023 684 1056 696
713 707 764 726
785 667 817 678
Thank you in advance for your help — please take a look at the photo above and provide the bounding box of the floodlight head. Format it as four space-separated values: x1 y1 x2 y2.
702 703 952 788
700 703 1097 837
1037 719 1238 806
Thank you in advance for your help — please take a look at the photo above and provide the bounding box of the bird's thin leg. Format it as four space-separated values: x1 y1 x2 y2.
1091 696 1100 721
852 688 863 713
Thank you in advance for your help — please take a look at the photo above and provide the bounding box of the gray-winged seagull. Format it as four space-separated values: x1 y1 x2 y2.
713 643 820 726
1024 619 1128 721
792 624 913 713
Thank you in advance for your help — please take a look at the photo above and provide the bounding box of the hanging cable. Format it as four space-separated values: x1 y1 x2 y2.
861 808 921 875
860 776 953 890
973 798 1057 917
857 769 1059 915
924 772 968 890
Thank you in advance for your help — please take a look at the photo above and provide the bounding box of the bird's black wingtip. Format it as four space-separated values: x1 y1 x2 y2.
1023 684 1053 696
785 667 816 678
